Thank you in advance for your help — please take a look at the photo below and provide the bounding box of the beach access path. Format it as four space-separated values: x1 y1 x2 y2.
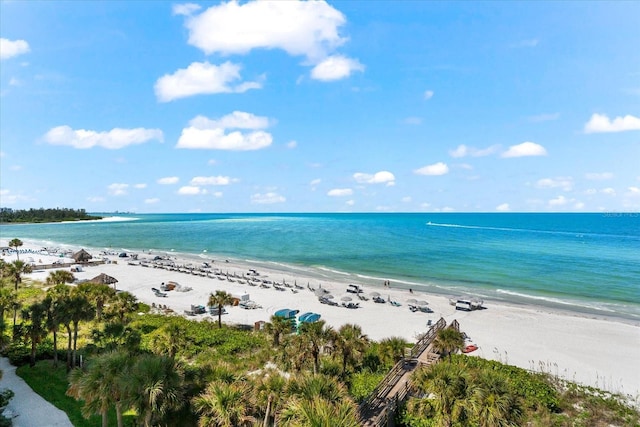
0 357 73 427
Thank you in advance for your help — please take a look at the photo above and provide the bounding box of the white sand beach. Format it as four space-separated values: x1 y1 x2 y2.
3 241 639 400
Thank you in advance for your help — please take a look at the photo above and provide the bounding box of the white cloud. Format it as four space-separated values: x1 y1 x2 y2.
535 177 573 191
9 77 21 86
172 3 201 16
250 192 286 204
310 179 321 186
353 171 395 186
108 183 129 196
496 203 510 212
43 126 163 149
414 162 449 176
626 187 640 198
310 55 364 81
601 187 616 195
584 189 597 195
145 198 160 204
178 186 205 195
449 144 500 158
548 195 569 207
0 189 31 204
501 141 547 158
287 140 297 149
157 176 179 185
134 183 147 189
155 61 262 102
346 200 355 206
403 117 423 125
328 188 353 197
585 172 613 181
213 191 223 198
0 38 30 60
424 90 434 100
177 112 273 150
87 196 105 203
190 176 233 186
183 0 346 62
191 111 271 130
207 159 217 165
584 113 640 133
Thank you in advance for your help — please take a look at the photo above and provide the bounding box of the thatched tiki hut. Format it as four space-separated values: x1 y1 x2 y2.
72 249 93 263
89 273 118 289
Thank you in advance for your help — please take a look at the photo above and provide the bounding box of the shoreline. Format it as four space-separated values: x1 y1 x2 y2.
3 238 640 398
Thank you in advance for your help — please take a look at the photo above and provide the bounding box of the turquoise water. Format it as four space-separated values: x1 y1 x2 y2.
1 213 639 320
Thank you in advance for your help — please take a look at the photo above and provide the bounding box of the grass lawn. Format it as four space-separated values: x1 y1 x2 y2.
16 360 135 427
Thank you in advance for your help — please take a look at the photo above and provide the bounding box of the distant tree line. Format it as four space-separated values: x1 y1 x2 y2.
0 208 102 224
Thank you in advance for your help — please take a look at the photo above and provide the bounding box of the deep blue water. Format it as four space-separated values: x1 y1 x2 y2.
1 213 639 320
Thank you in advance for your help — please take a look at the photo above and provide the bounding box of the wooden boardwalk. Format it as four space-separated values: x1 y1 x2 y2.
359 318 459 427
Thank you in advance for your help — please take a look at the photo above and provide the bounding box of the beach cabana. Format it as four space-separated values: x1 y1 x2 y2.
89 273 118 288
298 312 321 323
274 308 299 319
73 249 93 263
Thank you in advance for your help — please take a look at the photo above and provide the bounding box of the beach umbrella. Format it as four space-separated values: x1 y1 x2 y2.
406 298 417 304
370 291 381 297
315 288 328 296
341 295 352 302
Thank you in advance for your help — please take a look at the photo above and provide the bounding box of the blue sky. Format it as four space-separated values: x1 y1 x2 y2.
1 0 639 213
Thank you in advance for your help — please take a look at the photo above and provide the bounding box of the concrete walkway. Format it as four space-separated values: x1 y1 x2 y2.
0 357 73 427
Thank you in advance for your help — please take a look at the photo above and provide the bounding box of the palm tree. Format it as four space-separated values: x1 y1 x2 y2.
0 287 17 346
254 369 287 427
412 361 469 427
467 371 522 427
286 373 348 403
123 354 184 427
76 282 115 321
193 382 256 427
265 314 294 347
21 301 48 367
6 260 32 292
333 323 369 375
105 291 138 324
6 260 32 331
67 291 94 369
68 350 132 427
45 270 75 287
278 396 361 427
208 290 234 328
8 238 22 260
44 284 71 367
149 322 187 360
433 327 464 361
298 320 334 374
378 336 408 366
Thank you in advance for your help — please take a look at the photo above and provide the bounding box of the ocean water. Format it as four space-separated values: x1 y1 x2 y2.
1 213 639 321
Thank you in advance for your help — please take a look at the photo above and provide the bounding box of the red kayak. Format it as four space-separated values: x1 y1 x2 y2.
463 344 478 353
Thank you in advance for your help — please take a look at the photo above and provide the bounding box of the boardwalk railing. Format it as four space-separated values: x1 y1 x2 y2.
359 317 449 426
